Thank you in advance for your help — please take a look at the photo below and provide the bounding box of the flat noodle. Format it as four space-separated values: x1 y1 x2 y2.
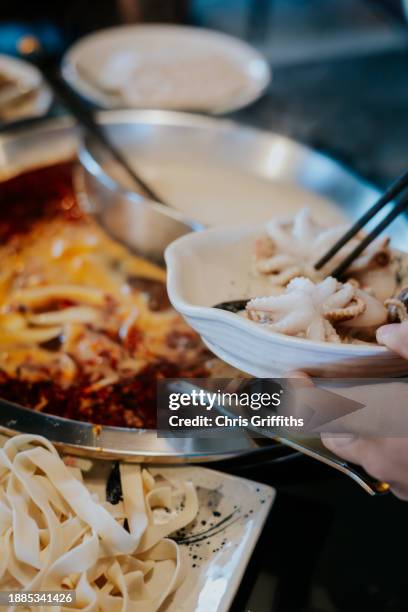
0 326 63 346
0 435 199 611
27 307 99 326
9 286 107 308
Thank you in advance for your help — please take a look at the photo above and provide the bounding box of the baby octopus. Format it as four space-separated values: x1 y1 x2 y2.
246 276 387 342
255 208 390 286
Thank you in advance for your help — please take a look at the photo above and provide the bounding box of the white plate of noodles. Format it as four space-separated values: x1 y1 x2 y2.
0 434 274 611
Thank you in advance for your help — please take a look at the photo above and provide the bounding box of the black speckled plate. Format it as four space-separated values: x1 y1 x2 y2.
63 453 276 612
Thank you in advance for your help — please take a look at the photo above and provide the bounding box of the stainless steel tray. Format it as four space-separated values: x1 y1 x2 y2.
0 110 406 465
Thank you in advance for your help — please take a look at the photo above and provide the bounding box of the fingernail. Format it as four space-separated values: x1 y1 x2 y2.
376 324 399 344
321 434 356 449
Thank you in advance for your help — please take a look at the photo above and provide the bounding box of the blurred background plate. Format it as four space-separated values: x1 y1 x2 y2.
61 24 271 113
0 54 52 123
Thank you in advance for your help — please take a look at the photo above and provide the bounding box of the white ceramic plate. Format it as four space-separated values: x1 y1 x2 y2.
0 54 52 122
0 429 274 612
93 462 274 612
165 224 408 378
62 24 271 114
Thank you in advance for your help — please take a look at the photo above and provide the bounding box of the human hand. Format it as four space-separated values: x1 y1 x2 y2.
321 321 408 499
289 368 408 499
322 435 408 500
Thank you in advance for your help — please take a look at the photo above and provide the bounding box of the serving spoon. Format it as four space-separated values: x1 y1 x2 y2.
75 161 201 264
214 299 250 312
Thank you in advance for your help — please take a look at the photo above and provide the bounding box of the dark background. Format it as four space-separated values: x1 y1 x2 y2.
2 1 408 610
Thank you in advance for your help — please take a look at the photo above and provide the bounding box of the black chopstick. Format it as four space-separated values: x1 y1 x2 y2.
329 191 408 279
314 166 408 271
19 41 165 204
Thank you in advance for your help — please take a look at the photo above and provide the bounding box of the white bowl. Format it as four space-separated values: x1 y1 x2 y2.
165 225 408 378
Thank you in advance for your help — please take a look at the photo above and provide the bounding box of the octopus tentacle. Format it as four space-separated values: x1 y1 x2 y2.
256 254 297 273
324 295 366 322
269 308 315 335
323 319 341 342
313 277 339 303
321 282 354 308
307 316 327 342
247 293 301 312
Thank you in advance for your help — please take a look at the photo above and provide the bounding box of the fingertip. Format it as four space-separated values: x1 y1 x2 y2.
376 324 399 346
376 320 408 358
321 434 356 452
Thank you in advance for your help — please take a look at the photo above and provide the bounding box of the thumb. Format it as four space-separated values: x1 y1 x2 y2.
321 434 361 463
376 320 408 359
